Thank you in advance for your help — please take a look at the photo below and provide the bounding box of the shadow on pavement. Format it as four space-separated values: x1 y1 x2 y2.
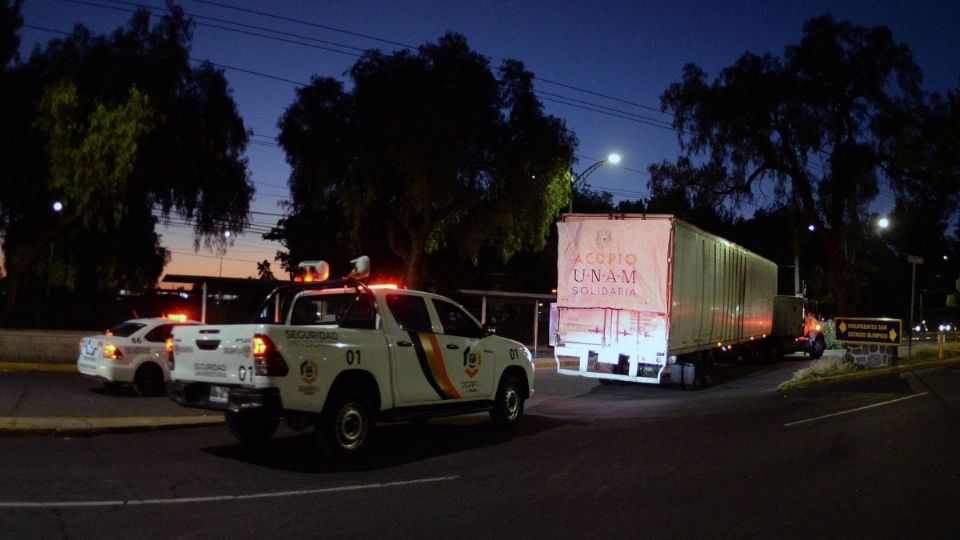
203 413 580 473
89 385 141 398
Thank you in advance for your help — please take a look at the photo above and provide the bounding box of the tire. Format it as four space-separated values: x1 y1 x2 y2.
134 363 166 397
685 355 713 391
318 391 372 460
225 409 279 443
809 336 826 360
490 374 525 428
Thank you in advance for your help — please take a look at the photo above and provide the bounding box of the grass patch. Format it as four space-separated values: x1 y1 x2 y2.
902 344 960 365
903 346 939 364
788 344 960 384
789 356 858 382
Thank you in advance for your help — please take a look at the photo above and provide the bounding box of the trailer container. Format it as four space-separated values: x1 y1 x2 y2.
554 214 783 388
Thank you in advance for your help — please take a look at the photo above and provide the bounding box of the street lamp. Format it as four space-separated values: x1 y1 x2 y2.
47 201 64 298
569 153 621 213
218 231 231 278
907 254 923 358
877 216 890 230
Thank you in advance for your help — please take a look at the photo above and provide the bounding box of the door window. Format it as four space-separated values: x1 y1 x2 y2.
433 300 482 338
385 294 432 332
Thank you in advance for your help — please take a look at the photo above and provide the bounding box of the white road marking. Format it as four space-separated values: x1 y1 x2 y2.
0 475 459 509
784 392 930 428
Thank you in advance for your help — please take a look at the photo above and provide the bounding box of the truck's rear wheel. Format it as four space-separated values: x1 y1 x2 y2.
225 409 279 443
490 374 525 428
318 391 372 459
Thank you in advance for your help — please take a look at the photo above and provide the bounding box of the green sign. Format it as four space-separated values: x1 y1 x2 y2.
835 317 902 346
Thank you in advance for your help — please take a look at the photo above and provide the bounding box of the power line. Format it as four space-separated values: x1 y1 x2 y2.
187 0 417 50
535 76 670 117
54 0 674 127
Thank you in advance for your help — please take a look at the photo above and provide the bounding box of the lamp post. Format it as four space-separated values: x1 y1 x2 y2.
47 201 64 299
568 153 621 213
907 254 923 358
218 230 231 278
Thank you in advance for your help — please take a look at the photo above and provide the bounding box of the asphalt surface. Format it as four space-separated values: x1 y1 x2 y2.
0 354 572 435
4 346 953 436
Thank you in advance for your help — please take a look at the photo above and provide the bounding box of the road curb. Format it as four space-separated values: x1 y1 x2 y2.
778 356 960 391
0 362 76 373
0 415 224 436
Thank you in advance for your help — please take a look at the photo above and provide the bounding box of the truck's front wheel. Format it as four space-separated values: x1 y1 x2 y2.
809 335 826 360
490 375 525 428
225 409 279 443
318 391 372 459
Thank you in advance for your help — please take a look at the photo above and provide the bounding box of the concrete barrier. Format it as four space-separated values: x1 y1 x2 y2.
0 329 94 364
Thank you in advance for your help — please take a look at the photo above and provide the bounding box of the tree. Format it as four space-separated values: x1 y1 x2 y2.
650 15 923 315
884 88 960 305
271 33 576 288
0 0 22 68
256 260 275 281
0 5 253 325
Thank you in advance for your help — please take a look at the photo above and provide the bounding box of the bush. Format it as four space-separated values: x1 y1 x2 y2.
823 319 843 350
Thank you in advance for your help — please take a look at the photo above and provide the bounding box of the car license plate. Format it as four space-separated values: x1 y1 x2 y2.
209 385 229 404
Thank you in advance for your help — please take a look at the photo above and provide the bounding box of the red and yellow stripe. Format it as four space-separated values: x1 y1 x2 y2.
412 332 461 400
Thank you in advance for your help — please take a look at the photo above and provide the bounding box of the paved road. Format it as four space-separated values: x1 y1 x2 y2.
2 360 959 538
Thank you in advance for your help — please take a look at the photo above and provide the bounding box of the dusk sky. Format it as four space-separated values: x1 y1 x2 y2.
16 0 960 280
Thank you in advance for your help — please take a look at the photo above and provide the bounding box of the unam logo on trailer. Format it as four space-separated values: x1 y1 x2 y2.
557 219 671 311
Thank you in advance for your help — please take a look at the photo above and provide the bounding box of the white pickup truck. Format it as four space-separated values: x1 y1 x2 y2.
168 259 534 459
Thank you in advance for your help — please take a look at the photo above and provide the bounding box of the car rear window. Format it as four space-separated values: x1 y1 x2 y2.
106 322 146 337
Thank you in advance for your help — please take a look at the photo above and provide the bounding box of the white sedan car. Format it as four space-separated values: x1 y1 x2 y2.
77 316 200 396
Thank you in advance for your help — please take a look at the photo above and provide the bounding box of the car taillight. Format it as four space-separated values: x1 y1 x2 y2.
102 343 123 360
253 334 288 377
166 337 175 370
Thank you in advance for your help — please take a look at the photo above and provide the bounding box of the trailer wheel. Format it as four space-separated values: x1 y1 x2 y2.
685 355 713 390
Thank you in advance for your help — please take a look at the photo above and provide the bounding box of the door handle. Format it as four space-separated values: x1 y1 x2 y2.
397 341 413 347
446 344 460 350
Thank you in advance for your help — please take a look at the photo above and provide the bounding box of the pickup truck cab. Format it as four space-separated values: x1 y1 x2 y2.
168 260 534 459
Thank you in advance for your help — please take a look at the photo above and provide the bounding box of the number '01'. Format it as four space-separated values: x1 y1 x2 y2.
346 350 361 365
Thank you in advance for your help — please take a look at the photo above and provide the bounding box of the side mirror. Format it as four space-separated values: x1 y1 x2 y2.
482 323 496 337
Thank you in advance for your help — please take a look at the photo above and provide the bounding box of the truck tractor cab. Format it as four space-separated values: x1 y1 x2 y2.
796 313 826 360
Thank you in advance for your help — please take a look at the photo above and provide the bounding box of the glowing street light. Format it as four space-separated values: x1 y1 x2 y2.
569 153 621 213
877 216 890 229
219 231 231 278
52 201 63 213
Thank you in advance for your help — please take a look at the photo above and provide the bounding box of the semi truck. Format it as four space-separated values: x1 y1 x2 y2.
554 213 805 388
